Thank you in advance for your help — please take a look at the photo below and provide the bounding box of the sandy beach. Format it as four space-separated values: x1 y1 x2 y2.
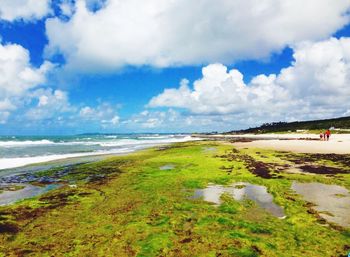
229 133 350 154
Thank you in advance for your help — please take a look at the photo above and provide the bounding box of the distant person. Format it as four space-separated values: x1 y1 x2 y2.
319 131 324 141
325 129 331 141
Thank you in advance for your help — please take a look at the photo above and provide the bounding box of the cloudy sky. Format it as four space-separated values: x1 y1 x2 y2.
0 0 350 134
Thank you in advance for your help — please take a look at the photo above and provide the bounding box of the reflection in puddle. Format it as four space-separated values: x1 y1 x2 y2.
0 184 60 206
160 164 175 170
193 182 285 218
292 182 350 227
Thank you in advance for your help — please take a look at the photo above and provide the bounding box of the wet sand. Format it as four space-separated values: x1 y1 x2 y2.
292 182 350 227
230 134 350 154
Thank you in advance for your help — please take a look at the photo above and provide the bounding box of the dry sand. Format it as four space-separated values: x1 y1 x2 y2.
230 134 350 154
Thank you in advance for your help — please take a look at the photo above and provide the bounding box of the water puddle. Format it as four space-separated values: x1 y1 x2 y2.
160 164 175 170
284 167 306 174
193 182 285 218
0 184 61 206
292 182 350 227
203 147 217 152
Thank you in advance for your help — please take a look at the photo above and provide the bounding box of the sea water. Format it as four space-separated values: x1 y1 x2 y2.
0 134 196 173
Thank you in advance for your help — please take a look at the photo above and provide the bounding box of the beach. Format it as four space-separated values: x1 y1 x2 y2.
0 140 349 256
3 0 350 255
230 133 350 154
193 133 350 153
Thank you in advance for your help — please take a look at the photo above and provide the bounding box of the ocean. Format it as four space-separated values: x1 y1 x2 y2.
0 134 196 172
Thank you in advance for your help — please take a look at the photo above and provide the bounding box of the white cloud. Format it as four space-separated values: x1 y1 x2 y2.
0 41 123 128
79 103 120 126
149 63 290 115
0 0 52 22
0 43 53 97
0 42 54 123
0 99 16 111
25 89 74 121
149 37 350 125
45 0 350 71
79 106 94 117
13 90 121 129
107 115 120 125
122 109 239 132
0 111 10 124
59 1 75 17
123 109 179 129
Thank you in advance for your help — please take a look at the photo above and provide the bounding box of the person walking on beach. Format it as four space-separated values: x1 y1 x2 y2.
319 131 324 141
325 129 331 141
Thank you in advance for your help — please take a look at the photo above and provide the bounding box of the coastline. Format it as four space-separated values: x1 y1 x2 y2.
0 135 199 171
0 151 124 171
0 138 200 206
0 140 349 256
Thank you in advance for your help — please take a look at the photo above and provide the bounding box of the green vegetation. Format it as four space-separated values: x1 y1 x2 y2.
229 115 350 134
0 141 349 256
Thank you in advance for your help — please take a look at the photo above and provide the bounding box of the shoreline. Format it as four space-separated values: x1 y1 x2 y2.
192 133 320 140
0 140 349 256
194 133 350 154
0 136 200 171
0 140 202 203
2 133 349 186
0 149 135 172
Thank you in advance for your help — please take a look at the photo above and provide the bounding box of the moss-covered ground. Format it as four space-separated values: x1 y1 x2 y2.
0 141 349 256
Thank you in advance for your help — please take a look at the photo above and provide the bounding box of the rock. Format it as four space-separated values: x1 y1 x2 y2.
37 177 57 184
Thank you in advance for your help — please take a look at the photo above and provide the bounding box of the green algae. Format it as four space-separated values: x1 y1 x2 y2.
0 141 349 256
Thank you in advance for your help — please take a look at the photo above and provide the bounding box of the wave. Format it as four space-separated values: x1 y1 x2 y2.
103 135 118 139
0 136 194 148
137 135 172 139
0 136 199 170
98 136 195 147
0 140 55 147
0 148 134 170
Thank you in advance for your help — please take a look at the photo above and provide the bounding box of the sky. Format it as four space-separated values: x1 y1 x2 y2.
0 0 350 135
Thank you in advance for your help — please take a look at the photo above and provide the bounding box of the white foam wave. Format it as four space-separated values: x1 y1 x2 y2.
0 135 193 148
0 140 55 147
137 136 171 139
0 149 133 170
0 136 199 170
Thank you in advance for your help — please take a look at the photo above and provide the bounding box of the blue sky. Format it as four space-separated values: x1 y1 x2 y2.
0 0 350 135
